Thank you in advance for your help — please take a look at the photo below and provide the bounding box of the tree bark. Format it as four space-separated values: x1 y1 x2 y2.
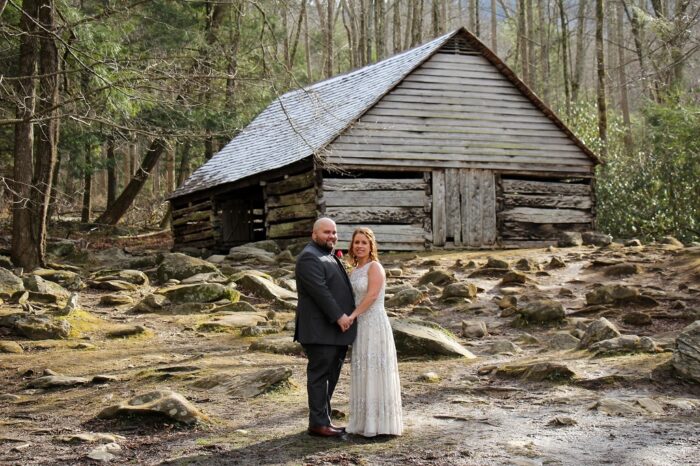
525 0 535 86
81 142 92 223
491 0 498 53
557 0 571 118
571 0 588 101
595 0 608 157
374 0 385 59
518 1 529 84
410 0 422 47
106 137 117 208
393 0 401 53
95 138 166 225
12 0 40 269
615 0 632 150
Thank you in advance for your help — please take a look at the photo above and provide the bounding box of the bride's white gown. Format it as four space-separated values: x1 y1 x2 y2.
346 261 403 437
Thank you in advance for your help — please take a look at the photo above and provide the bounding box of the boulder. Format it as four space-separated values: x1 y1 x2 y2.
32 269 84 291
585 285 639 305
157 253 220 282
624 239 643 247
0 341 24 353
591 398 648 416
547 257 567 269
227 245 277 265
107 325 148 338
385 288 424 308
234 273 297 301
24 275 73 303
91 269 149 286
578 317 621 349
161 283 239 304
0 314 71 340
88 279 139 292
660 236 684 247
245 240 281 254
558 232 583 247
622 311 652 326
249 336 304 355
518 300 566 324
391 319 476 359
99 294 134 306
0 255 13 270
672 321 700 383
0 267 24 299
500 271 528 285
191 367 292 398
547 332 580 350
461 320 488 338
485 257 510 269
486 340 522 355
130 294 168 313
215 301 259 313
468 268 510 279
514 258 538 272
27 375 90 389
495 362 576 382
181 272 229 284
441 282 477 300
417 269 455 287
198 313 268 332
497 295 517 309
98 390 206 424
603 263 643 277
582 231 612 246
589 335 659 355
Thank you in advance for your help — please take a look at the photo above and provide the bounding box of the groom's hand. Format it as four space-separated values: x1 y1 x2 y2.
336 314 351 332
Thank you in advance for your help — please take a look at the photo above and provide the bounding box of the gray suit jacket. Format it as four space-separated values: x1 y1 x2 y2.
294 242 356 345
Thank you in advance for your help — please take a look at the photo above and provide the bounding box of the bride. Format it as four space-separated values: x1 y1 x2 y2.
346 227 403 437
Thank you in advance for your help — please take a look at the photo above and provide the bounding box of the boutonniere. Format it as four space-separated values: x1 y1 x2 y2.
334 249 344 259
334 249 352 272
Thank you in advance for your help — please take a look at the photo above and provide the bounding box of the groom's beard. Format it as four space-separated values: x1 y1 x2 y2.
313 237 335 252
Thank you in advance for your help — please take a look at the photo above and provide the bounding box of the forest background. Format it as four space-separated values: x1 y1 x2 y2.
0 0 698 270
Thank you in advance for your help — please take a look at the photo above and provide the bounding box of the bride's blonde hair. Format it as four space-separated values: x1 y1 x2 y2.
348 227 379 266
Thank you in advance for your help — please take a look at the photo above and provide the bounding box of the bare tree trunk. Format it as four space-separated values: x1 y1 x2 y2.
12 0 39 269
374 0 385 60
525 0 535 86
468 0 475 31
595 0 608 157
393 0 401 53
410 0 423 46
571 0 588 101
166 144 174 193
81 143 92 223
432 0 441 37
226 1 243 108
106 137 117 208
304 1 312 79
558 0 571 118
538 0 550 102
359 0 368 65
615 0 632 150
518 1 529 83
96 138 166 225
474 0 480 36
491 0 497 53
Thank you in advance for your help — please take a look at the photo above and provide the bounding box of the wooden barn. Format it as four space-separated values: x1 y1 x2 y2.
168 27 601 252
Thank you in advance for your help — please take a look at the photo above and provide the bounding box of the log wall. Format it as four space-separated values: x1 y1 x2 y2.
497 177 594 248
321 176 429 251
264 170 318 239
171 198 217 251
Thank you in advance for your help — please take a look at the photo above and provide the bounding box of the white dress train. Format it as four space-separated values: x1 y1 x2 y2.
346 261 403 437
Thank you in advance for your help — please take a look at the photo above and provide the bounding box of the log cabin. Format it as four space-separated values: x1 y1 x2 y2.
168 27 601 253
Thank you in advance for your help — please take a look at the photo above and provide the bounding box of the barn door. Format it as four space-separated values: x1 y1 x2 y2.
432 169 496 247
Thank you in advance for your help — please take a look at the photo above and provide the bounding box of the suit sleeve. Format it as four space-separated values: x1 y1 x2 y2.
296 253 345 323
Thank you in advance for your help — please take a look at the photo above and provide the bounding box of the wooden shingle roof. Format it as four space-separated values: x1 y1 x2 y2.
171 28 600 200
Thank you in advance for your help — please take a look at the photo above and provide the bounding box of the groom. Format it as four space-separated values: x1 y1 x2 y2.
294 217 356 437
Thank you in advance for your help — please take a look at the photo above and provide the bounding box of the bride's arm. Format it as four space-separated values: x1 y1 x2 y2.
349 262 385 321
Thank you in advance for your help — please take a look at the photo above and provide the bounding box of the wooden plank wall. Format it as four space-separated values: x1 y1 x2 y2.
322 177 429 251
325 52 595 175
433 168 497 248
498 177 594 248
171 198 217 250
264 170 318 239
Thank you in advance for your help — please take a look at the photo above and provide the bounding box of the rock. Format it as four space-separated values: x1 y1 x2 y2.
91 374 119 384
386 268 402 277
249 336 304 355
518 300 566 324
241 325 280 337
106 325 148 338
170 303 218 314
603 263 643 277
234 273 297 301
589 335 650 355
215 301 259 313
198 313 268 332
88 279 139 292
91 269 149 286
98 390 206 424
514 258 538 271
27 375 90 388
558 288 574 297
461 320 488 338
274 250 295 263
585 285 639 305
32 269 84 291
558 232 583 247
578 317 621 349
582 231 613 246
391 318 476 359
180 272 228 285
500 271 528 285
227 245 277 265
497 295 517 309
546 256 567 269
418 372 440 383
385 288 424 308
46 240 79 258
486 340 522 354
485 257 509 269
246 240 281 254
672 321 700 383
87 443 121 462
468 268 510 279
60 433 126 444
441 282 477 300
192 367 292 398
130 294 168 313
660 236 684 247
417 269 455 287
23 275 71 307
0 314 71 340
495 362 576 382
0 341 24 353
547 416 578 426
591 398 646 416
161 283 239 304
547 332 580 350
624 239 642 247
0 255 13 270
157 253 220 282
99 294 134 306
622 311 652 326
0 394 21 401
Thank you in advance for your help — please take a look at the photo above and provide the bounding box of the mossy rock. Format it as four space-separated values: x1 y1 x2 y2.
161 283 240 304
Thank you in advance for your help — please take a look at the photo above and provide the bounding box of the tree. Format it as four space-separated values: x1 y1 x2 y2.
595 0 608 156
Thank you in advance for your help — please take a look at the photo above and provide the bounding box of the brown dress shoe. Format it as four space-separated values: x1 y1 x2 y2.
308 425 344 437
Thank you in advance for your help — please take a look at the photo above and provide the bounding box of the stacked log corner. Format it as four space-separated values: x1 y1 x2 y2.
264 170 318 239
171 198 216 251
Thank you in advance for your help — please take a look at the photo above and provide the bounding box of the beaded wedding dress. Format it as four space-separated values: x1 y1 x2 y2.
346 261 403 437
